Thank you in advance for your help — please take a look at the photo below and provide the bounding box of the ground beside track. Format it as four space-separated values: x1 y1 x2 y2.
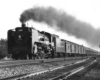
18 58 93 80
0 58 86 80
65 58 100 80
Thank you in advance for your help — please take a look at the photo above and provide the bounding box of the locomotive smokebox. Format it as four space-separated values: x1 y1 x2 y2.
22 23 26 28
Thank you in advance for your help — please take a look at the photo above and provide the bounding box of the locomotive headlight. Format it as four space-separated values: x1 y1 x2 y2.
18 35 21 39
18 35 22 40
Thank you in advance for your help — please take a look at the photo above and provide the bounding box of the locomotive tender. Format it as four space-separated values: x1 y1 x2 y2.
7 24 97 59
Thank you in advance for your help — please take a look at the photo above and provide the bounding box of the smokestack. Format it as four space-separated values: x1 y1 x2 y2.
21 23 26 28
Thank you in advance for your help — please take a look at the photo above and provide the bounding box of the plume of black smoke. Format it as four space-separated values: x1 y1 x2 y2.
20 7 100 48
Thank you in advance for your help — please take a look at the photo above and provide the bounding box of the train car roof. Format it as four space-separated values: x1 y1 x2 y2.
65 39 78 45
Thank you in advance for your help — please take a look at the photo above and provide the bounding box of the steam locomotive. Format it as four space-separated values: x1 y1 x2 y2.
7 24 98 59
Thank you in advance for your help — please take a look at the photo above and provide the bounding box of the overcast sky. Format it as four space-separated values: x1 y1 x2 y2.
0 0 100 50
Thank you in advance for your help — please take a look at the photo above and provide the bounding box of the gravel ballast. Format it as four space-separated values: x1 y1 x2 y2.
0 59 83 79
65 59 99 80
17 58 92 80
82 62 100 80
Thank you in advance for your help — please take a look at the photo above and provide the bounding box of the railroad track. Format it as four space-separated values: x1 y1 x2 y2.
0 57 88 80
6 57 95 80
0 57 87 67
50 59 97 80
0 57 90 80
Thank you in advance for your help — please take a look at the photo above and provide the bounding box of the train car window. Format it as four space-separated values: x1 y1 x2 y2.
68 45 70 49
70 44 72 52
74 45 76 52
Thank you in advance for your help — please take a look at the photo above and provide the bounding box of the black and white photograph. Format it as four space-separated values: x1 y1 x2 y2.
0 0 100 80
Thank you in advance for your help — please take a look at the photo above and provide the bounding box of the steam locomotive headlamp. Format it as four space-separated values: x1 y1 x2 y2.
18 35 22 40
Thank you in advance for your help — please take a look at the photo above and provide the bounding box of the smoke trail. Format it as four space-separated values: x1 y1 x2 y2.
20 7 100 48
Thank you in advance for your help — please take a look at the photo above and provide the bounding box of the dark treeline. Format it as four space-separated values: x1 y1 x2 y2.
0 39 9 59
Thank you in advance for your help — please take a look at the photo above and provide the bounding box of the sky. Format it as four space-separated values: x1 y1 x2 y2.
0 0 100 51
